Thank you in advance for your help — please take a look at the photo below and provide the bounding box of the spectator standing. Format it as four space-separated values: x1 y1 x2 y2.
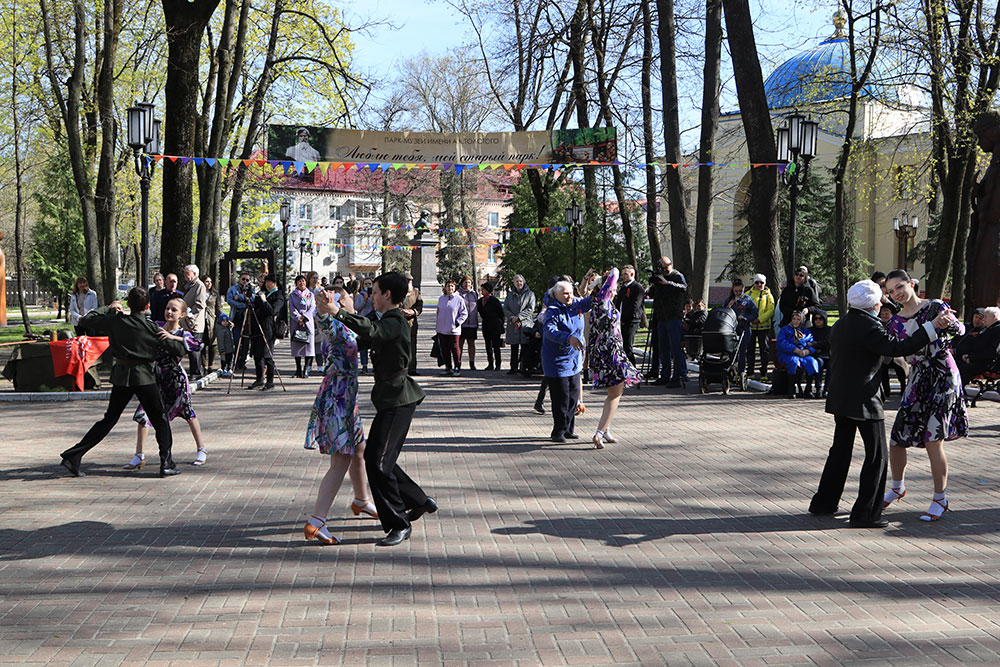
401 274 423 375
68 277 99 326
477 282 505 371
957 306 1000 385
201 276 219 372
725 278 759 376
778 266 820 327
503 274 536 374
289 274 316 378
181 264 208 380
747 274 775 380
458 276 480 370
883 269 968 522
151 273 182 324
226 272 254 372
436 279 469 376
649 256 688 387
613 264 645 366
215 313 235 377
682 299 708 335
354 278 376 373
248 274 285 390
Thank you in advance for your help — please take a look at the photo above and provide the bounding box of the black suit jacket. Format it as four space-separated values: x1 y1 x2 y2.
825 308 937 420
970 321 1000 368
614 280 646 326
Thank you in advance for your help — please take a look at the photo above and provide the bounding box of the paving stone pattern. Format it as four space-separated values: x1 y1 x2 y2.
1 332 999 665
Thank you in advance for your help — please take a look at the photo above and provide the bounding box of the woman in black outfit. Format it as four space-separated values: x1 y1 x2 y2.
478 282 505 371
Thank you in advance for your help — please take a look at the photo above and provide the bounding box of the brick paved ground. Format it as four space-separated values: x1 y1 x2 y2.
1 329 999 666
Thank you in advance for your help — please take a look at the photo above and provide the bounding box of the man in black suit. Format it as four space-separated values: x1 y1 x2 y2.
809 280 956 528
613 264 645 366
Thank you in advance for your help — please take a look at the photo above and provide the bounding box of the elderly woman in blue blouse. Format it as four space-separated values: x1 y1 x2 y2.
776 309 821 398
542 269 597 443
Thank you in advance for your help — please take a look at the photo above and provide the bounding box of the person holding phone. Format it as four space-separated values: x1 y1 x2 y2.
354 278 376 373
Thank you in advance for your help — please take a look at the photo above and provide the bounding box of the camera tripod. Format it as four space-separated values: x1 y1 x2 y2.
227 293 287 394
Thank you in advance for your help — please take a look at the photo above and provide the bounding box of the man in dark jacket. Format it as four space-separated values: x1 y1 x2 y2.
613 264 645 366
809 280 956 528
778 266 820 327
322 271 435 547
61 287 186 478
957 307 1000 385
649 256 688 386
248 274 285 390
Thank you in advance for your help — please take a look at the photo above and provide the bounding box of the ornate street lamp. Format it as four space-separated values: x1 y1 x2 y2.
279 200 291 290
565 200 582 280
127 101 159 288
893 212 918 269
775 113 819 281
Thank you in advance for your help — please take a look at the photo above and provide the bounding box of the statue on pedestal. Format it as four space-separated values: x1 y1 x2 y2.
412 210 434 241
410 211 442 300
969 112 1000 310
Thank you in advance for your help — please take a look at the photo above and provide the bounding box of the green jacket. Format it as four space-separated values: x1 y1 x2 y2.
748 286 776 331
79 306 186 387
335 307 426 410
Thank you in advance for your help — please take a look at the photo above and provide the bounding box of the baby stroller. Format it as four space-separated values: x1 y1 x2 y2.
698 307 747 394
518 324 543 376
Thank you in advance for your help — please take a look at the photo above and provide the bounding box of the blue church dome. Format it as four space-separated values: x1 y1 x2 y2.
763 14 891 109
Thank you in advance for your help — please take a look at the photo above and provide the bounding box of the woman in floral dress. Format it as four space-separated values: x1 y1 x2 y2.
882 269 968 522
302 287 378 546
587 268 641 449
125 298 208 469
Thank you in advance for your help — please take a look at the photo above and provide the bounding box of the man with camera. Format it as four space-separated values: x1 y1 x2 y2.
247 274 285 390
227 272 255 372
649 256 688 387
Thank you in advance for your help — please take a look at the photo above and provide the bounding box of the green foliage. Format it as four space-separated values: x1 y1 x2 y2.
29 155 87 300
498 174 641 297
719 167 869 298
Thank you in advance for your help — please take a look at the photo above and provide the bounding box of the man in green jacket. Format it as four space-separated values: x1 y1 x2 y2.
318 271 436 547
60 287 186 478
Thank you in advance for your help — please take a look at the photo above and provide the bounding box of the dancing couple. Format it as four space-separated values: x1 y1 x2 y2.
301 273 436 547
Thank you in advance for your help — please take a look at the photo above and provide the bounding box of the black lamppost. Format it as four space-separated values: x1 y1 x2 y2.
297 232 313 275
279 200 291 290
126 101 160 288
565 200 582 280
893 212 918 269
775 112 819 281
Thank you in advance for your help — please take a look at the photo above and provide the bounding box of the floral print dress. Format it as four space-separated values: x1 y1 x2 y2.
304 314 365 455
587 268 641 389
888 299 968 448
133 328 203 426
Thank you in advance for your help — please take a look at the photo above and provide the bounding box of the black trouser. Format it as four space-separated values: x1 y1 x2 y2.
233 316 250 370
509 343 520 371
61 384 175 469
621 320 639 366
548 374 579 438
535 377 549 407
810 415 887 523
188 348 204 378
201 330 216 370
483 334 502 368
253 337 275 383
881 360 907 396
747 329 770 376
364 402 428 532
408 325 419 374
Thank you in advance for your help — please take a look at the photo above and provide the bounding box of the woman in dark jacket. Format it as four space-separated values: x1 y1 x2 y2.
477 282 505 371
779 267 820 327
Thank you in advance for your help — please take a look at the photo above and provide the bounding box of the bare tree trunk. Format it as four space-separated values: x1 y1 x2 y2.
161 0 221 276
11 4 31 335
40 0 103 304
95 0 122 300
691 0 722 303
656 0 692 276
226 0 284 254
639 0 662 269
948 165 975 316
722 0 782 290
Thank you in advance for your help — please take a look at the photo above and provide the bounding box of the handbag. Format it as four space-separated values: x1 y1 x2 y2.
291 328 310 344
430 334 441 360
275 319 289 340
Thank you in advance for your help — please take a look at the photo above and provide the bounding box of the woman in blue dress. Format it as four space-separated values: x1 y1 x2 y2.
776 310 821 398
302 287 378 545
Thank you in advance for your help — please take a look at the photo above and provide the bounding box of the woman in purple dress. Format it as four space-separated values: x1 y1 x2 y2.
882 269 968 522
289 275 316 378
125 298 208 469
587 268 641 449
302 287 378 546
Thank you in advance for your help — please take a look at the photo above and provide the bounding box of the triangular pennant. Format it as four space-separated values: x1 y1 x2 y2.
478 164 490 171
442 163 455 172
180 157 193 165
343 163 355 171
391 163 404 170
167 156 180 163
205 158 216 167
368 163 380 172
293 161 306 173
455 164 467 175
502 164 514 170
153 155 165 163
193 157 204 166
